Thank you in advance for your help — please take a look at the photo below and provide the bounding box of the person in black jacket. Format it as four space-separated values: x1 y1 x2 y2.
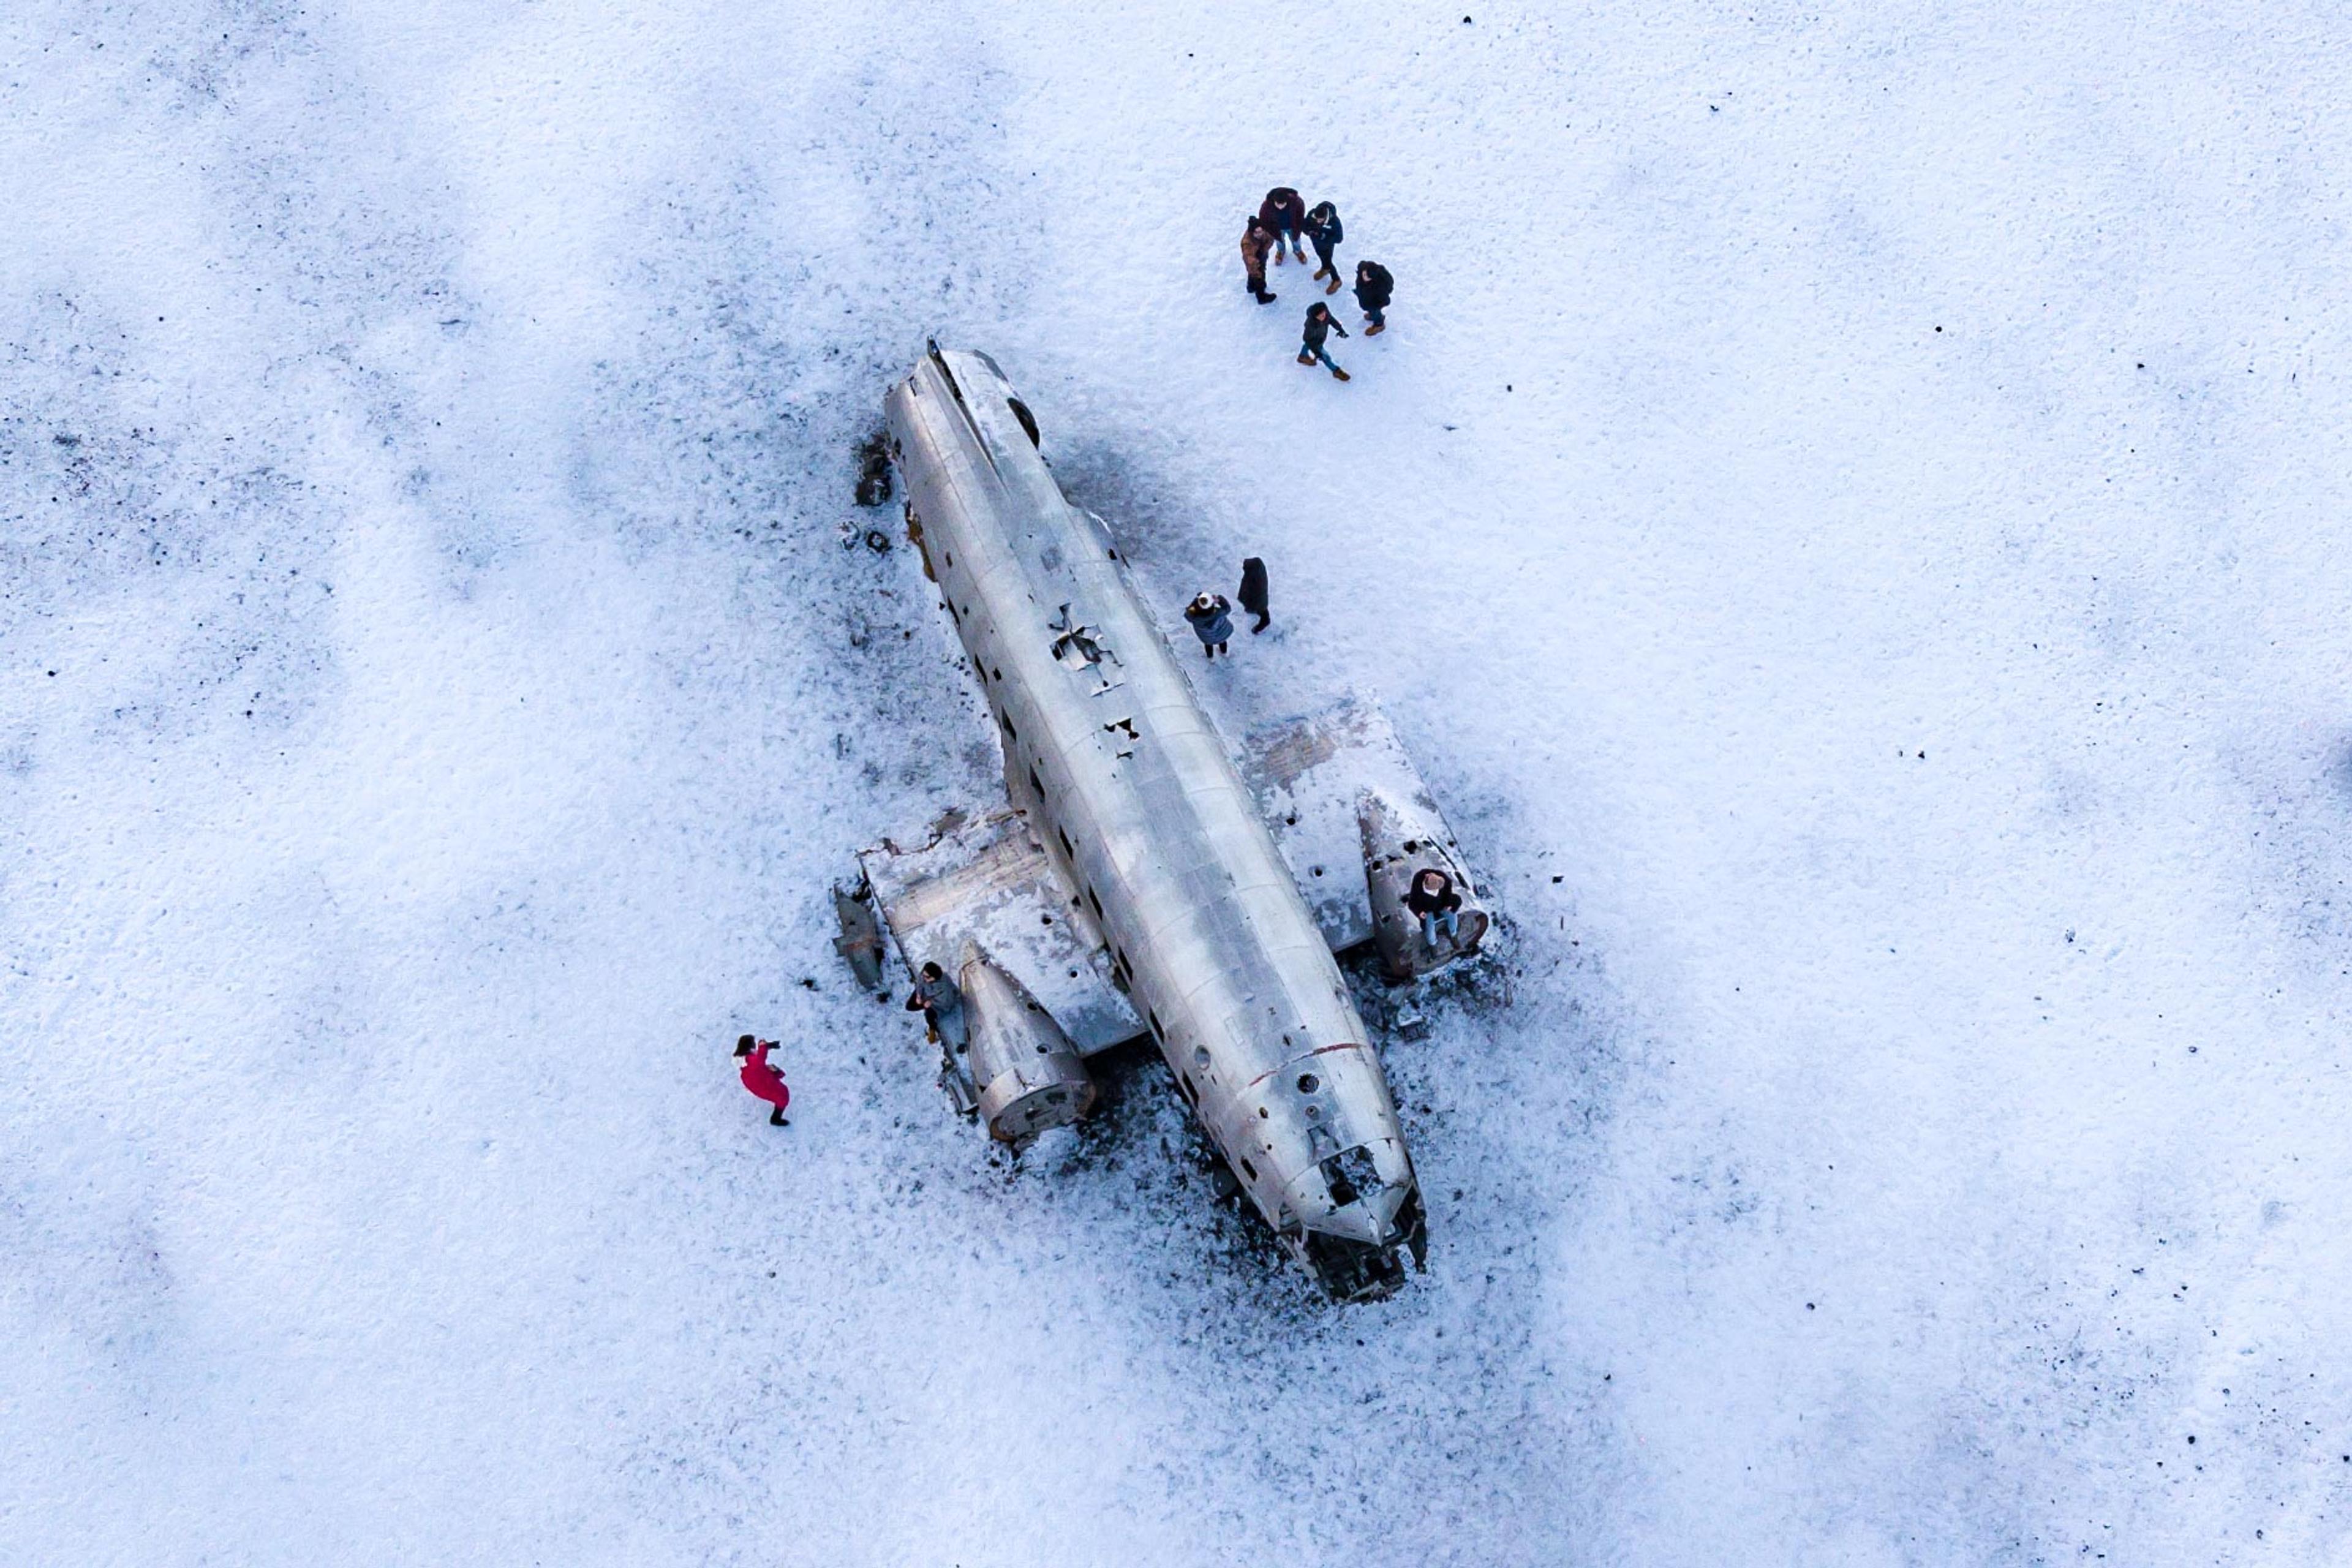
1238 557 1270 633
1259 187 1309 265
1354 259 1395 335
1305 202 1344 294
1405 867 1463 948
1297 302 1351 382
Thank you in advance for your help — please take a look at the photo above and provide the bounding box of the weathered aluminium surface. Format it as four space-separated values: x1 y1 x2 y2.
854 345 1493 1300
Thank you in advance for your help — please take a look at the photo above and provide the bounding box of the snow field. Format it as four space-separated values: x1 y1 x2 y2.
5 1 2351 1562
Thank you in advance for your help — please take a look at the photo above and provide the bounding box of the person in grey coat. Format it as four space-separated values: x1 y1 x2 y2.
1185 592 1234 658
905 960 968 1050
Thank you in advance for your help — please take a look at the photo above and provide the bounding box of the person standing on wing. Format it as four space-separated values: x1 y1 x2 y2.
1240 215 1278 304
905 961 967 1049
1259 186 1309 265
1405 867 1463 949
1354 259 1394 335
1185 591 1234 658
1305 202 1344 294
735 1035 791 1126
1297 302 1351 382
1238 556 1270 634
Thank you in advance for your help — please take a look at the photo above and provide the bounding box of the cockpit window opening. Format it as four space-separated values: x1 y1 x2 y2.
1006 398 1041 447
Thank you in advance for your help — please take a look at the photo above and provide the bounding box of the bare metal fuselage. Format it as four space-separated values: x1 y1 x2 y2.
883 349 1424 1296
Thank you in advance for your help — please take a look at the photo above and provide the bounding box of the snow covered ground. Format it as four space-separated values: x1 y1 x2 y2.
7 1 2351 1561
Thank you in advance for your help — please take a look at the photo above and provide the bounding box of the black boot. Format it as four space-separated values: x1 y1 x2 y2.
769 1107 789 1126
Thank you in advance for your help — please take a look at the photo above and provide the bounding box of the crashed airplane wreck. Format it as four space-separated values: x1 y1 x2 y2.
840 345 1491 1302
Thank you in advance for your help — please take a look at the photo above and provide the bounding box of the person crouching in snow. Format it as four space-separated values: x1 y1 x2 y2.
1239 216 1278 304
1354 259 1394 335
1405 867 1464 949
1305 202 1344 293
1185 592 1234 658
905 961 967 1050
736 1035 791 1126
1297 303 1351 382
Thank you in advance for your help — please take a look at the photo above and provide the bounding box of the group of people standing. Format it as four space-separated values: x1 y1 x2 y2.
1241 187 1395 383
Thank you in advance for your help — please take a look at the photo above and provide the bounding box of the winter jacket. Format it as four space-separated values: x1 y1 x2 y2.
907 973 962 1019
1404 872 1463 917
1354 262 1395 312
739 1042 791 1109
1240 221 1274 276
1302 309 1349 352
1238 557 1269 617
1259 188 1308 235
1185 595 1235 646
1306 205 1343 257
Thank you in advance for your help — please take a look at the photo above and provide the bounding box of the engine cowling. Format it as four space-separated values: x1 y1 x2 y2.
959 946 1096 1145
1360 789 1490 981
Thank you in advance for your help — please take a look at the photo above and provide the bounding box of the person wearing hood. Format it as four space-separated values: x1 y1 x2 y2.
1239 215 1278 304
1305 202 1344 294
1185 591 1234 658
1238 556 1270 634
1297 302 1351 382
735 1035 791 1126
1258 187 1309 265
1354 259 1395 335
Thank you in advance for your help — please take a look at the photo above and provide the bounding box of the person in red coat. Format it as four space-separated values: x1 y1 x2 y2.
735 1034 791 1126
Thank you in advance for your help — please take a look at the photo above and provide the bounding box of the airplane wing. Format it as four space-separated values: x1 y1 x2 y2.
1238 696 1487 968
858 806 1144 1057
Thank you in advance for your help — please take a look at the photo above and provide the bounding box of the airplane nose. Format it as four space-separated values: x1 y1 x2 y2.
1315 1180 1415 1245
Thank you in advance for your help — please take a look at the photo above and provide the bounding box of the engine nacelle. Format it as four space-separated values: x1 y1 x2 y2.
959 946 1096 1145
1360 789 1490 981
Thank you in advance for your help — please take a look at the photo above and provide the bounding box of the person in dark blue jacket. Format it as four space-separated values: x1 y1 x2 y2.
1306 202 1344 294
1297 302 1351 382
1185 592 1235 658
1354 260 1394 335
